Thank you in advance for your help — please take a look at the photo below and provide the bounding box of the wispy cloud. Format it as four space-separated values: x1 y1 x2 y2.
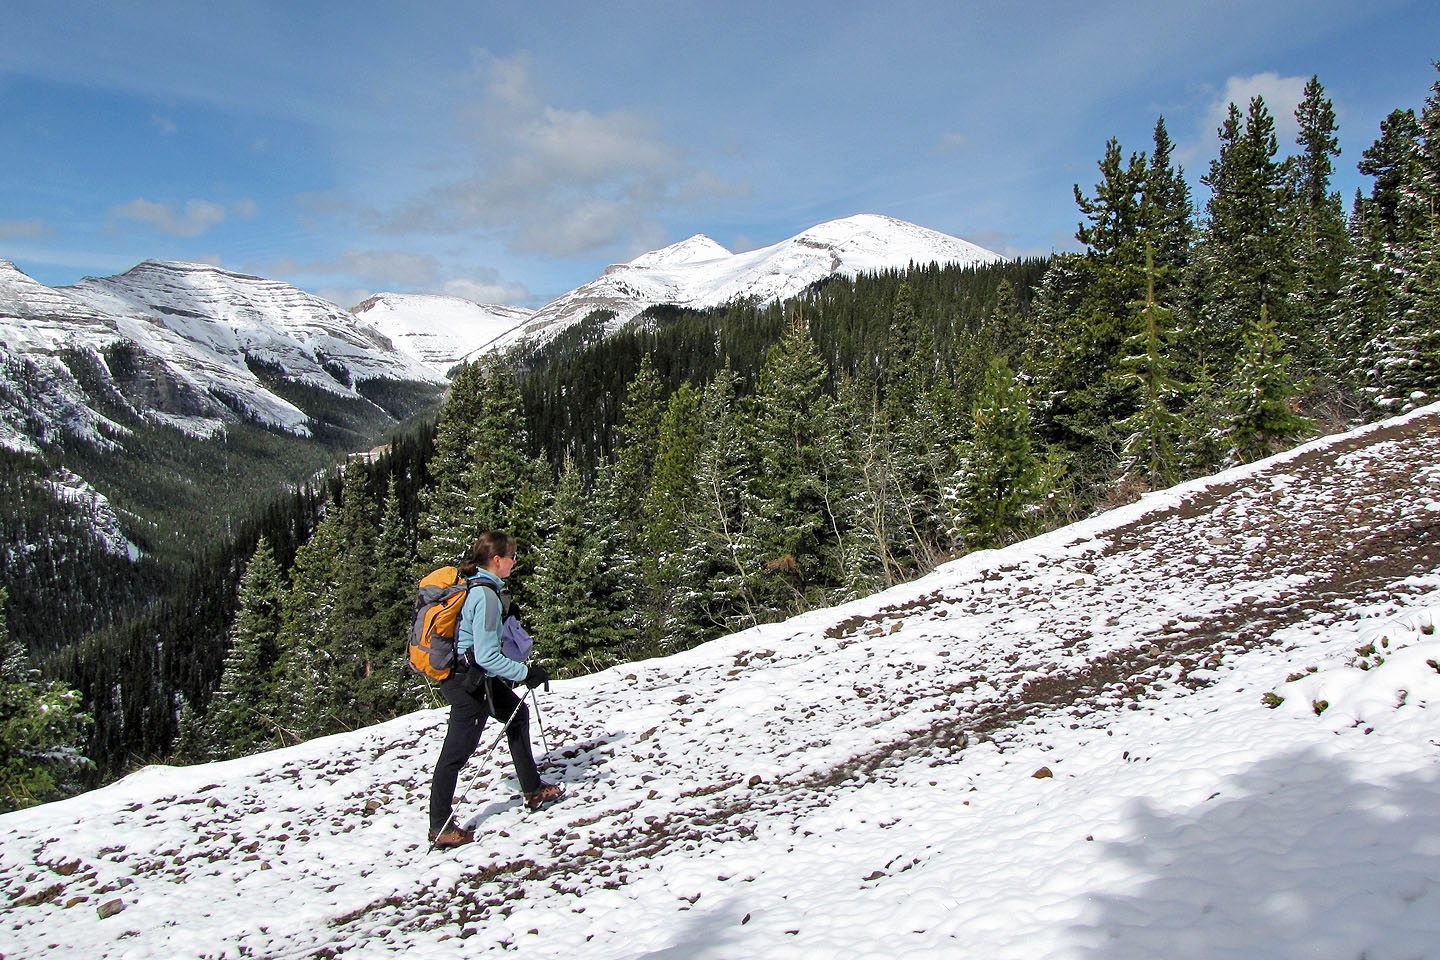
0 219 50 240
387 51 748 260
113 198 226 237
261 249 530 304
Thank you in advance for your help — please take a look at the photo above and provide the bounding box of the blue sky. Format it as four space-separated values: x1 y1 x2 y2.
2 1 1436 310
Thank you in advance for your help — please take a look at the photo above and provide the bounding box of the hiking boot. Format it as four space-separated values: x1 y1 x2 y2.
428 826 474 848
524 781 563 811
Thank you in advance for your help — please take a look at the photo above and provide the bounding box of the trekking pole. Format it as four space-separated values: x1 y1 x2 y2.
528 684 550 757
428 694 530 854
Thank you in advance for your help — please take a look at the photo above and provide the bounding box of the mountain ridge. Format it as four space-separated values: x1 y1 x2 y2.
493 213 1005 351
353 214 1005 364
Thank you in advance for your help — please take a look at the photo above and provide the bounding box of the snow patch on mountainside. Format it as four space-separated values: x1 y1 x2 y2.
352 294 535 374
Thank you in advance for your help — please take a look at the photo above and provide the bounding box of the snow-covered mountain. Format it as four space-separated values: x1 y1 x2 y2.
0 258 446 447
352 293 535 374
5 404 1438 959
490 213 1004 352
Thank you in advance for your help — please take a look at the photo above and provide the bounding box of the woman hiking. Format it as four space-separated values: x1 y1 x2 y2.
428 531 559 849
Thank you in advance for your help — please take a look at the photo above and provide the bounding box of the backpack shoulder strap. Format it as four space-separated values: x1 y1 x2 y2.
467 577 514 619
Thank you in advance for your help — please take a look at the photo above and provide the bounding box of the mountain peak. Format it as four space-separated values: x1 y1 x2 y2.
497 213 1004 352
625 234 732 269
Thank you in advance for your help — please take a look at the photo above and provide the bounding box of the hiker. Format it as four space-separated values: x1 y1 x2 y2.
428 531 558 848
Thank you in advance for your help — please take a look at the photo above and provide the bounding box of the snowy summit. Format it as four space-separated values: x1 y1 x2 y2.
494 214 1005 351
3 403 1439 958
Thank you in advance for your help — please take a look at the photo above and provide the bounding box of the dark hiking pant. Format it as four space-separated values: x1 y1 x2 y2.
428 670 541 834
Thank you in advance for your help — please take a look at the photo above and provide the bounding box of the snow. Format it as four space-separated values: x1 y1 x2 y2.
351 294 536 374
493 214 1005 352
3 408 1439 959
46 468 141 561
0 258 446 442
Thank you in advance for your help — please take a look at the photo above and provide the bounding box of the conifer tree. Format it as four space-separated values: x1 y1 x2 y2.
1291 75 1350 371
276 506 343 739
330 462 382 725
642 381 703 562
1353 91 1437 412
372 478 424 711
529 456 633 673
1036 135 1152 462
1179 363 1230 478
416 360 489 565
417 358 545 571
1143 117 1195 292
1113 246 1187 489
200 539 287 759
945 358 1044 550
880 283 955 572
0 587 91 810
1358 108 1424 243
742 312 840 610
1226 305 1313 464
1199 96 1299 365
685 368 762 631
828 375 892 595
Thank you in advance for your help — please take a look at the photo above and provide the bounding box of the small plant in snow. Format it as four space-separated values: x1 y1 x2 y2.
1312 699 1330 716
1261 691 1284 709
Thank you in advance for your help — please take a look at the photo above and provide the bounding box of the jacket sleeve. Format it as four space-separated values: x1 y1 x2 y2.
462 583 529 683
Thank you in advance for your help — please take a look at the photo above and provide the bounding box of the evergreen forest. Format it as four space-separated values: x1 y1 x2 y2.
4 66 1439 809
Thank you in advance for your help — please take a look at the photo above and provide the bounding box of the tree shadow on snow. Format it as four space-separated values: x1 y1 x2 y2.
1072 746 1440 960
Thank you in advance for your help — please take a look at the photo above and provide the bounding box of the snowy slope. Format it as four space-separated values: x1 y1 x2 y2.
352 293 536 374
492 214 1004 351
4 404 1439 959
0 259 446 443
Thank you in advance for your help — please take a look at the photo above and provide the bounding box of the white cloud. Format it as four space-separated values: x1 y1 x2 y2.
1179 72 1312 173
317 287 375 312
0 219 49 240
937 131 970 153
261 249 529 304
113 198 226 237
390 51 746 259
442 275 531 304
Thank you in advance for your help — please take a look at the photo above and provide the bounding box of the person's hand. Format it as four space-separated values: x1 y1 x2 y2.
523 663 551 690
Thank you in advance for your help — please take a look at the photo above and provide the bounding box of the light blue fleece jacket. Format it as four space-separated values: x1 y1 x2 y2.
454 570 528 683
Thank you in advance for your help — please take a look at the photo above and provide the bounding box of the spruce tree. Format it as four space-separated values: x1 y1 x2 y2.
1199 96 1299 365
1143 117 1195 292
1113 246 1187 489
276 506 343 739
741 312 840 611
417 358 545 571
529 456 633 673
685 368 762 631
1291 75 1350 372
945 358 1044 550
0 587 91 810
416 360 489 565
880 283 955 572
1226 305 1313 464
331 462 382 726
372 478 425 712
200 539 287 759
611 355 666 539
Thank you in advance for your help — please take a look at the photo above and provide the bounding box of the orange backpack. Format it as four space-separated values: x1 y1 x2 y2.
407 566 473 680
